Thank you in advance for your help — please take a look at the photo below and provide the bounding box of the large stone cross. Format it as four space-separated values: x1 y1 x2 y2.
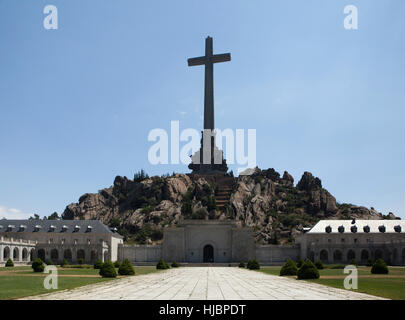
188 36 231 130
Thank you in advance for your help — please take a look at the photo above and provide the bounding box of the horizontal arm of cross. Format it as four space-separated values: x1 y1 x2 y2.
188 53 231 67
188 56 206 66
212 53 231 63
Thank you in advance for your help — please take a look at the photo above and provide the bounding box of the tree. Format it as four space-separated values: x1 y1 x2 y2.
5 259 14 267
156 259 170 270
32 258 45 272
247 259 260 270
280 259 298 276
171 261 179 268
99 261 117 278
297 259 320 280
93 259 103 269
118 259 135 275
371 258 388 274
48 212 59 220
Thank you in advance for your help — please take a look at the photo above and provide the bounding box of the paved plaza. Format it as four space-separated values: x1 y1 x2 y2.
24 267 384 300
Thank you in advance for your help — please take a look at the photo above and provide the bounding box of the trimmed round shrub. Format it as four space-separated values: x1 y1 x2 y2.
297 259 320 280
156 259 170 270
114 260 121 268
296 259 304 269
349 259 358 267
77 258 84 265
61 259 68 267
32 258 45 273
99 260 117 278
247 259 260 270
171 261 179 268
371 258 388 274
280 259 298 276
46 259 54 265
5 258 14 267
315 260 324 270
93 259 103 269
118 259 135 276
239 262 245 268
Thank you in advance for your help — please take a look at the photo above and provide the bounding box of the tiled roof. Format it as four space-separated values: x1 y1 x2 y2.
308 220 404 234
0 219 115 235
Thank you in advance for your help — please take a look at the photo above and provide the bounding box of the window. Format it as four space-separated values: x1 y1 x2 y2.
341 238 345 243
74 239 78 245
327 239 331 243
48 238 53 244
87 239 91 245
61 239 65 244
354 238 358 243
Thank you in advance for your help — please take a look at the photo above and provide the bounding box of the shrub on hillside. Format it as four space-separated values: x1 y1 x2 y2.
315 260 324 270
239 262 245 268
32 258 45 272
114 260 121 268
171 261 179 268
99 261 117 278
247 259 260 270
156 259 170 270
371 258 388 274
93 259 103 269
280 259 297 276
5 259 14 267
297 259 320 280
118 259 135 276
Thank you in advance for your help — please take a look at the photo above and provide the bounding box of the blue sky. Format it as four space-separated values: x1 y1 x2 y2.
0 0 404 219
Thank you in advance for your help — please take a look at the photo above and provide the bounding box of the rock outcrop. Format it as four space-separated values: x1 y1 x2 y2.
62 168 399 245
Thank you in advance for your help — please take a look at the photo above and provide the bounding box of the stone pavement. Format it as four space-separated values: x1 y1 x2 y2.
23 267 384 300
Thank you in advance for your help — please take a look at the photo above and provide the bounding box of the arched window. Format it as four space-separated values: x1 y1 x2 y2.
38 249 46 261
30 249 35 261
51 249 59 261
361 250 369 262
347 250 355 262
22 248 28 261
77 249 85 261
3 247 10 260
320 250 328 263
333 250 342 263
375 249 383 260
103 251 109 262
90 250 97 262
64 249 72 261
13 247 19 261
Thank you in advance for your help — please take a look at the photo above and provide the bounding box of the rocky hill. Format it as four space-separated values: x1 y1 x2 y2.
62 168 398 245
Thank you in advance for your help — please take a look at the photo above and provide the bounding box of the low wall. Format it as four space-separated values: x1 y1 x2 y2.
255 245 300 265
118 244 162 263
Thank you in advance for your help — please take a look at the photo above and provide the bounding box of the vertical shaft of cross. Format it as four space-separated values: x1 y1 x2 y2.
204 37 214 130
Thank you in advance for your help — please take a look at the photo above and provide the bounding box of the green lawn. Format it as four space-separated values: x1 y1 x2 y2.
0 265 159 300
258 266 405 300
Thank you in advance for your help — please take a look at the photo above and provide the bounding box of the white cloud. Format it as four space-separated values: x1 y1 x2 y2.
0 206 32 220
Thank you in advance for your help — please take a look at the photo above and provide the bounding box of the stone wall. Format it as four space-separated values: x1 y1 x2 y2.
118 244 162 263
255 245 300 265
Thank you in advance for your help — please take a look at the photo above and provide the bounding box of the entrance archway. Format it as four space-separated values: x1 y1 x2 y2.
203 245 214 263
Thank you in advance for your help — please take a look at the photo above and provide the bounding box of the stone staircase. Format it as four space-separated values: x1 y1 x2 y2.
215 185 233 211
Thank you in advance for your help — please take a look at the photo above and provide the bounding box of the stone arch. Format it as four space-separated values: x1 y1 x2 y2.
347 250 356 262
38 249 46 261
51 249 59 261
361 249 369 262
203 244 214 263
13 247 19 261
90 250 97 262
375 249 383 260
22 248 28 261
333 250 342 263
3 246 10 260
77 249 85 262
320 250 328 263
64 249 72 262
30 249 35 261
